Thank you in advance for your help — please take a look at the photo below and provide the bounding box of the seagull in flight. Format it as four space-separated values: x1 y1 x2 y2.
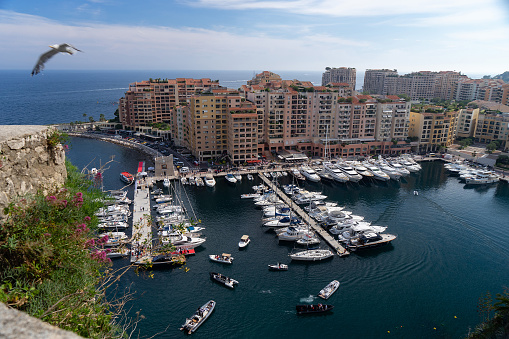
31 43 83 76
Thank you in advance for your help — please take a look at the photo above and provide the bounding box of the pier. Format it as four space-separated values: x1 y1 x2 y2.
257 172 350 257
130 177 153 263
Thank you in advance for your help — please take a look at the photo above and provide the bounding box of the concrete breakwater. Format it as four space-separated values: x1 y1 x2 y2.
67 132 162 158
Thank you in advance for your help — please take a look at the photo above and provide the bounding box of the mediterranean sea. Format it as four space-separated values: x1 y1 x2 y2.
66 137 509 339
4 69 509 338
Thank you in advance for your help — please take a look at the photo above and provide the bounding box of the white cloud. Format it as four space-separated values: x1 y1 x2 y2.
184 0 494 17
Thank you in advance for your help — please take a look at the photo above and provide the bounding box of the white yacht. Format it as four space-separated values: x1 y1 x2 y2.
387 160 410 176
322 162 349 183
234 173 242 181
225 173 237 184
299 166 321 182
336 162 362 182
349 161 374 179
289 249 334 261
204 175 216 187
264 216 301 228
161 232 206 249
376 162 402 180
277 226 314 241
465 170 500 185
292 191 327 205
363 163 390 181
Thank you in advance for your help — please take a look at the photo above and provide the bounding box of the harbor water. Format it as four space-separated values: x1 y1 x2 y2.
67 137 509 339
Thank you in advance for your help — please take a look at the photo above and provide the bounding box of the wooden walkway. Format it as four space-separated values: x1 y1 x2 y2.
257 172 349 257
130 177 153 263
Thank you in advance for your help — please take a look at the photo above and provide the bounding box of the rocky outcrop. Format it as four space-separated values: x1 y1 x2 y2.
0 126 67 220
0 303 83 339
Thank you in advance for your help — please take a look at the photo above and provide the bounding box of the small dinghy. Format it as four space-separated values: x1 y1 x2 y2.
180 300 215 334
238 235 250 248
296 304 334 315
210 272 238 289
268 262 288 271
209 253 234 264
317 280 340 300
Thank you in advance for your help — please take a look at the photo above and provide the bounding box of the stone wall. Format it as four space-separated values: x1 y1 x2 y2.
0 126 67 220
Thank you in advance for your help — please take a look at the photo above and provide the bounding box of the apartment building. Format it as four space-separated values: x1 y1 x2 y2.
474 112 509 149
119 78 222 131
322 67 356 89
362 69 398 95
409 109 458 152
185 89 259 164
456 108 480 138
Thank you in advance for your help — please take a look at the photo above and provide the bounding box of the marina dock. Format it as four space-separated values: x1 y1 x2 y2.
257 172 350 257
130 177 153 263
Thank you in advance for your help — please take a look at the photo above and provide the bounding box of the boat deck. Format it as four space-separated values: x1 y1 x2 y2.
257 172 349 257
130 177 153 263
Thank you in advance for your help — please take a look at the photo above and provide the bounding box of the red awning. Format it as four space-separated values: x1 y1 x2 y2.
247 160 261 163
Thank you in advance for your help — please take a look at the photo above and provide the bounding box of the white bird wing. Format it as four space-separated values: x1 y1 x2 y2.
62 43 82 53
31 48 60 76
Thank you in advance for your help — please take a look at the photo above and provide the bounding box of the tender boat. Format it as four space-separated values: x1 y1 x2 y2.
180 300 216 334
120 172 134 184
204 175 216 187
247 174 254 180
210 272 238 289
209 253 234 264
195 177 205 186
296 304 334 315
318 280 340 300
225 173 237 184
268 263 288 271
238 235 251 248
289 249 334 261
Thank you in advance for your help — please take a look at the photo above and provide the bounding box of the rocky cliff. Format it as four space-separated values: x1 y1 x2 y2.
0 126 66 220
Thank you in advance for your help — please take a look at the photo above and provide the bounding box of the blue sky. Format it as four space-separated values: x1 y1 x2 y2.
1 0 508 76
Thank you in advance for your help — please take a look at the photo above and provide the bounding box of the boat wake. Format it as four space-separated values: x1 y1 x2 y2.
259 290 272 294
299 295 316 303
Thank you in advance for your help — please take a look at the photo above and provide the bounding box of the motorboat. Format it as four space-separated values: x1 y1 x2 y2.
387 160 410 176
120 172 134 185
377 162 402 180
161 232 206 249
263 205 291 218
346 232 397 250
209 253 234 264
195 177 205 186
397 158 421 172
204 175 216 187
180 300 216 334
282 184 301 196
241 193 262 199
322 162 349 183
292 191 327 205
277 226 314 241
188 177 196 185
100 231 129 247
181 177 188 185
97 221 128 230
299 166 321 182
296 304 334 315
289 249 334 261
465 170 500 185
247 174 254 180
336 163 362 183
238 235 250 248
163 178 170 187
234 173 242 181
363 163 390 181
106 247 130 259
264 216 301 228
155 195 172 204
291 169 306 181
225 173 237 184
268 263 288 271
318 280 340 300
209 272 238 289
296 234 320 246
